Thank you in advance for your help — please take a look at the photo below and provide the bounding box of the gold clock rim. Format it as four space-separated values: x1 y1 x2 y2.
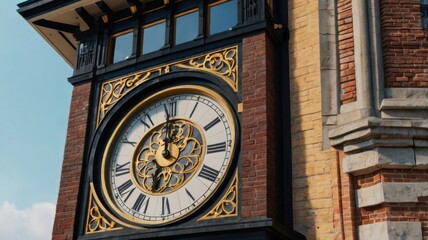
100 85 237 226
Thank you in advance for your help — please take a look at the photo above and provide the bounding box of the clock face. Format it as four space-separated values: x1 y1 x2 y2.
101 85 236 225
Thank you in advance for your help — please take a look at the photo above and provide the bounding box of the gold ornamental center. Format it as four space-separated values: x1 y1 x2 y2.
132 119 205 195
155 142 179 167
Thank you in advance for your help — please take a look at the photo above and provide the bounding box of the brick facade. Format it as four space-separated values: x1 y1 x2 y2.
291 0 428 238
28 0 428 239
335 152 357 239
241 32 277 219
356 169 428 235
338 0 357 103
52 82 91 240
381 0 428 87
289 1 343 238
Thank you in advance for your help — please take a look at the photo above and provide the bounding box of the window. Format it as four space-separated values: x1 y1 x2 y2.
109 30 134 64
104 0 242 65
175 10 199 45
142 20 166 54
209 0 237 35
422 0 428 28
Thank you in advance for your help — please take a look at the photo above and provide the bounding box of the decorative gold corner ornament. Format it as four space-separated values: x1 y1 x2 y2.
173 47 238 91
199 170 238 220
97 45 239 126
86 183 122 234
85 183 143 234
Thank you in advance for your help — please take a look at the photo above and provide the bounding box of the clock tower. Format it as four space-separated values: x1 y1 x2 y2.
19 0 428 239
18 0 302 239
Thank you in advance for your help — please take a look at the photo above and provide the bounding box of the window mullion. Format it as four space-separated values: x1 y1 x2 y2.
197 0 205 39
130 19 139 59
164 5 172 48
136 14 144 57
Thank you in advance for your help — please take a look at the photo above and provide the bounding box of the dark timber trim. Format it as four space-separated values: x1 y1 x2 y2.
18 0 80 19
58 31 77 50
75 7 95 30
96 1 113 15
33 19 79 34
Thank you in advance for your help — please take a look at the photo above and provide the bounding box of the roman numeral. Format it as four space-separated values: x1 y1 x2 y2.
207 142 226 154
132 193 149 212
169 101 177 117
140 115 154 128
198 165 220 182
115 162 130 176
117 179 133 196
122 138 136 147
204 117 220 131
185 188 195 202
162 197 170 215
189 102 198 118
164 101 177 117
122 187 135 203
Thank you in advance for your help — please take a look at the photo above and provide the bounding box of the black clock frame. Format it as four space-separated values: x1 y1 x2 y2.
82 72 243 238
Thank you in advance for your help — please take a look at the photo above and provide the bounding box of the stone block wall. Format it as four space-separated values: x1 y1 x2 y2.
289 1 344 238
355 169 428 237
291 0 428 239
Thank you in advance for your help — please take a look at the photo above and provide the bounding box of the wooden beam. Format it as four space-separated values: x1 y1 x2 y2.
75 7 95 29
96 1 114 15
33 19 79 34
96 1 114 23
58 31 77 50
127 0 142 15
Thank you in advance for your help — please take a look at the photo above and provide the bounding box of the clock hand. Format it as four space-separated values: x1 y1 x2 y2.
152 165 162 192
162 108 171 157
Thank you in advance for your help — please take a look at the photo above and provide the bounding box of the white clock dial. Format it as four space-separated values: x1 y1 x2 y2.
101 86 236 225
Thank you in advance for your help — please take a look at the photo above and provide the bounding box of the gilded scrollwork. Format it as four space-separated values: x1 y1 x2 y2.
87 201 119 233
98 66 170 124
199 171 238 220
134 119 204 194
97 46 238 126
174 47 238 91
86 184 122 234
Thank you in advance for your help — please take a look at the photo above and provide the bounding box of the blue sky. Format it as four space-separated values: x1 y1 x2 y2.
0 1 72 238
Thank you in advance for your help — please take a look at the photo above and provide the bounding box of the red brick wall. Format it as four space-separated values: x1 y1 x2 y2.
338 0 357 104
359 203 428 234
355 172 382 189
355 169 428 238
334 152 357 240
265 32 278 220
356 169 428 190
381 0 428 87
52 82 91 240
341 173 357 239
241 32 277 219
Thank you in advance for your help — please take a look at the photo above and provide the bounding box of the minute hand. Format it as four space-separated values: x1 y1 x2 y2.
162 106 171 157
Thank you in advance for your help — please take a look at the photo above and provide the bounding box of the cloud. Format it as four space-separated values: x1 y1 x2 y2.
0 201 55 240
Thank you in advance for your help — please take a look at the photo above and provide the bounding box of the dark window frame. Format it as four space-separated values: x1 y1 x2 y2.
173 8 200 45
104 0 244 66
107 29 134 64
421 0 428 28
141 19 167 55
207 0 238 36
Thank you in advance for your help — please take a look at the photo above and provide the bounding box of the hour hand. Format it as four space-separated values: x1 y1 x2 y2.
152 166 162 192
162 129 171 157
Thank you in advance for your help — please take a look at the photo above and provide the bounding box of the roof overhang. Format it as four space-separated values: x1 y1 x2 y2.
17 0 162 67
